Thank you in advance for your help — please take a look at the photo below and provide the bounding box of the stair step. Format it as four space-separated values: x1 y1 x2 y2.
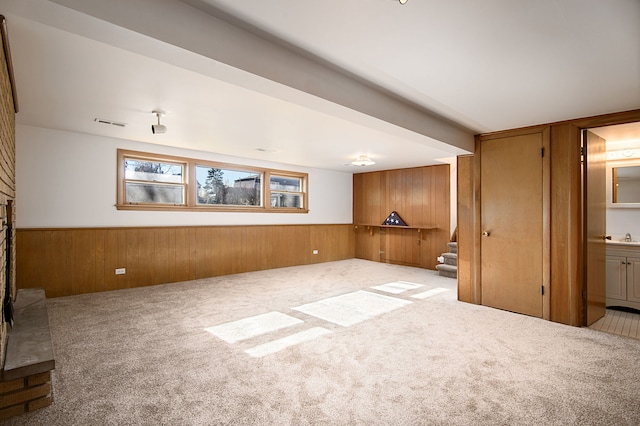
442 252 457 266
447 242 457 254
436 263 457 272
436 263 457 278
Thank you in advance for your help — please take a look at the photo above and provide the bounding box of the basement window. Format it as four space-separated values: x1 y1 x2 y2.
270 175 304 208
195 165 263 207
123 157 185 205
116 149 308 213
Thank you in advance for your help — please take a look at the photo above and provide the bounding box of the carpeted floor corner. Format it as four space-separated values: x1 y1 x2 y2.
5 259 640 425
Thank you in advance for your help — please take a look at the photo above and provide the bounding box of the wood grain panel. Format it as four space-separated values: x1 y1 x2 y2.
310 224 354 263
384 227 420 266
354 226 380 262
243 226 259 272
173 227 191 281
72 229 97 295
94 229 106 293
353 164 450 270
153 227 170 286
356 171 385 225
428 163 450 269
103 230 118 292
411 168 423 230
584 130 607 325
16 224 354 298
423 166 436 268
456 155 475 303
48 231 72 296
549 124 582 325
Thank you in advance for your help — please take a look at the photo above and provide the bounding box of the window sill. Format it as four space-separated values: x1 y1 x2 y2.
115 204 309 213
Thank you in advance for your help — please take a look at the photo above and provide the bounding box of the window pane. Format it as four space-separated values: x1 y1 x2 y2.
125 182 184 204
270 193 302 208
270 175 301 192
125 159 183 183
195 166 262 206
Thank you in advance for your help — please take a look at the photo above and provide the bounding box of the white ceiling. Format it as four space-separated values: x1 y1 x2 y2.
2 0 640 172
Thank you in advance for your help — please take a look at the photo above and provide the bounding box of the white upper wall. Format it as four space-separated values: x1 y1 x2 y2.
15 125 353 228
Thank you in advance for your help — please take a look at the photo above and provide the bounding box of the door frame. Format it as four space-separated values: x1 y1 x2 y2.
459 109 640 326
473 127 551 320
575 111 640 325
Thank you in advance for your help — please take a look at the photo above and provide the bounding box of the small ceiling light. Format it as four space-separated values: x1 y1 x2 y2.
352 155 376 166
399 0 408 4
151 110 167 134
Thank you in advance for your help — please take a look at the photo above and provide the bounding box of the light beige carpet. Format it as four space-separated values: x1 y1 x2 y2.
6 259 640 425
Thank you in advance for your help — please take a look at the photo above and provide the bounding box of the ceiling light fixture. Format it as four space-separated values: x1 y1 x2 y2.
352 155 376 166
607 149 639 160
151 110 167 134
399 0 408 4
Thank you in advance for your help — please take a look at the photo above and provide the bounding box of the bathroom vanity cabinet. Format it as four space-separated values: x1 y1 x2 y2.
606 244 640 310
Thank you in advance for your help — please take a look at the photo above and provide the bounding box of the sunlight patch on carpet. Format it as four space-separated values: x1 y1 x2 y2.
371 281 424 294
292 290 411 327
411 287 449 299
245 327 332 357
205 312 303 343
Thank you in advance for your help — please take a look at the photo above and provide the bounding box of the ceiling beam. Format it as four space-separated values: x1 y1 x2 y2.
48 0 474 153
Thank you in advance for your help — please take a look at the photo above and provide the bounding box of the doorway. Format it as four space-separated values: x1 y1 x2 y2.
586 121 640 325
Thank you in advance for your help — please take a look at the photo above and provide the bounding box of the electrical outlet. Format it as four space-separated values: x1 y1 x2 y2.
115 268 126 275
312 249 318 255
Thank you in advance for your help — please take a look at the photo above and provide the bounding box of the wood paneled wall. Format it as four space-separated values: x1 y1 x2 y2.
549 123 583 325
458 109 640 326
353 164 450 269
459 126 579 324
456 155 475 303
16 224 354 298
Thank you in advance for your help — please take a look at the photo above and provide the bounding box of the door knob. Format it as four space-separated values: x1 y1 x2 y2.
482 231 490 237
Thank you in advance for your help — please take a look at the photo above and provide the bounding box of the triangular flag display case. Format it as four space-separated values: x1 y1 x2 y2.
382 211 407 226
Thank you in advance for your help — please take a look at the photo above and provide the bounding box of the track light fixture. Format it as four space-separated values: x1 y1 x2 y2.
151 110 167 134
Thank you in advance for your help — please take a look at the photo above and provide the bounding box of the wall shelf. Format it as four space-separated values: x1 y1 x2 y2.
354 224 438 238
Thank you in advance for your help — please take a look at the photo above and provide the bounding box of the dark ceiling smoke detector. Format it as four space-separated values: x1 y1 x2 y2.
151 110 167 134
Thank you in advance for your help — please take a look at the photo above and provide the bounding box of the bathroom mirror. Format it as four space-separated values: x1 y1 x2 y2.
612 165 640 203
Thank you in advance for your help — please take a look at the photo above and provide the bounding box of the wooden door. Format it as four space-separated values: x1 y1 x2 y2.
584 130 607 325
481 133 544 317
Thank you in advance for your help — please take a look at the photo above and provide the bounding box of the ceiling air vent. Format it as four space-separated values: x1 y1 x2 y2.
94 118 127 128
